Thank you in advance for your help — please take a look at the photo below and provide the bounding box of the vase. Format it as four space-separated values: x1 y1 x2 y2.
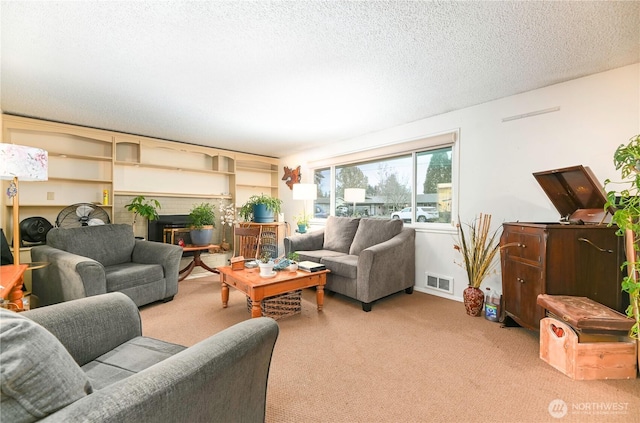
463 286 485 316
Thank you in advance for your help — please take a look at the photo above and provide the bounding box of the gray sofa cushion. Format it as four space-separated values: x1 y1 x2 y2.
47 224 136 267
349 218 403 255
105 262 164 292
321 254 359 279
323 216 360 253
0 309 93 423
82 336 186 390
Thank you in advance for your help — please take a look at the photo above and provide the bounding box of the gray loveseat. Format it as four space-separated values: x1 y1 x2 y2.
31 224 183 307
0 292 279 423
285 216 415 311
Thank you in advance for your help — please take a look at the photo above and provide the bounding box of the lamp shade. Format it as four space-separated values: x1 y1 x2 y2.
344 188 365 203
0 144 48 181
292 183 317 200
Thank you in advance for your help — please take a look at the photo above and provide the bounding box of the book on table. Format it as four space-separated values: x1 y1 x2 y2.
298 261 326 272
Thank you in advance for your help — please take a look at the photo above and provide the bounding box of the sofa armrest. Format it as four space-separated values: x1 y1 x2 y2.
132 240 184 296
31 245 107 306
40 317 279 423
357 228 416 303
23 292 141 366
285 229 325 254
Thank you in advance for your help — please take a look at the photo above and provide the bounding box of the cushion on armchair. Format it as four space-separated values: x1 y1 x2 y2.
322 216 360 253
47 224 136 266
349 218 403 255
0 309 93 423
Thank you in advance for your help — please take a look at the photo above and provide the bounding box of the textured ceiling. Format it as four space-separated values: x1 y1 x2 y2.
1 1 639 157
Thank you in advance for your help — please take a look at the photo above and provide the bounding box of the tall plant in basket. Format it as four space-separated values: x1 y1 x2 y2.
604 134 640 352
454 213 502 316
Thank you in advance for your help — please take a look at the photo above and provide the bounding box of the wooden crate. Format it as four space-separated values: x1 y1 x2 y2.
540 317 637 380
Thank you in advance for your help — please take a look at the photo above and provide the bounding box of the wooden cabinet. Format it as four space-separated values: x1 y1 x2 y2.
500 223 627 330
239 222 288 259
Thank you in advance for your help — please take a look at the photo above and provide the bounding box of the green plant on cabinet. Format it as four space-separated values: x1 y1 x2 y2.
239 194 283 222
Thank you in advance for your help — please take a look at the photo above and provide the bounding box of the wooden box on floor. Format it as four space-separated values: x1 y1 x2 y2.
537 294 637 380
539 317 637 380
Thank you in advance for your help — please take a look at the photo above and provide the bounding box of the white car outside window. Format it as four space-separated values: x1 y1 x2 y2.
390 207 438 222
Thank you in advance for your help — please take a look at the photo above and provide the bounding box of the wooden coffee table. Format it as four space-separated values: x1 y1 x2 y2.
216 265 329 318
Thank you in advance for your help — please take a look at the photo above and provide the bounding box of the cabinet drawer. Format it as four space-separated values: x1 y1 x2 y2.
501 228 543 264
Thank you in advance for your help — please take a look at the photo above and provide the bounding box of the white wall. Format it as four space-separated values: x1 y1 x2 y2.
279 63 640 302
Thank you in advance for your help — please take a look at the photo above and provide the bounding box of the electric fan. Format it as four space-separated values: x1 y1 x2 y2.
56 203 111 228
19 216 53 246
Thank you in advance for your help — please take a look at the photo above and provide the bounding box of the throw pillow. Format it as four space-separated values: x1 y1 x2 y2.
323 216 361 253
349 218 403 255
0 309 93 423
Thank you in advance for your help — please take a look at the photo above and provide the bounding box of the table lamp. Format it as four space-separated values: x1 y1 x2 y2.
344 188 365 217
0 144 48 266
293 183 317 232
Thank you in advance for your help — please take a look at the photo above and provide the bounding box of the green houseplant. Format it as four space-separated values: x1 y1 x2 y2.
604 134 640 346
188 203 216 246
239 194 283 223
454 213 502 316
294 212 310 233
124 195 161 225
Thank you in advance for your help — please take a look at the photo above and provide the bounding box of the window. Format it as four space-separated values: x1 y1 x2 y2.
311 132 456 225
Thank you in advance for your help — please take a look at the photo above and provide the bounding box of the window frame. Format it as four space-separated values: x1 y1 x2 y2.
309 130 459 232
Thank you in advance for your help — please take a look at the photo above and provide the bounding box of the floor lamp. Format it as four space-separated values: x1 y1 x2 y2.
292 183 317 233
344 188 365 217
0 144 49 266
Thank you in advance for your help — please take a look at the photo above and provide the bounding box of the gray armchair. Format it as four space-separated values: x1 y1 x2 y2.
0 292 279 423
31 224 183 307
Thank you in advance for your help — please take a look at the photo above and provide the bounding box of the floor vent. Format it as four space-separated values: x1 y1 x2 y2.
425 272 453 294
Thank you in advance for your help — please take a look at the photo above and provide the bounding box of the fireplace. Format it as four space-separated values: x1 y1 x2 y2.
148 214 192 247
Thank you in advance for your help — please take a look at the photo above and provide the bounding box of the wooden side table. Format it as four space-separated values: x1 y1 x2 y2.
178 244 220 281
0 264 28 311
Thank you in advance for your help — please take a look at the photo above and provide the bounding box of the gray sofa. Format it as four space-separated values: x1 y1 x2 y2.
285 216 415 311
31 224 183 307
0 292 279 423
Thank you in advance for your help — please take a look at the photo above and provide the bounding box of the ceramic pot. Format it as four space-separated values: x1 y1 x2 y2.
253 204 275 223
190 226 213 246
297 224 307 233
463 286 485 317
287 262 298 272
258 261 275 277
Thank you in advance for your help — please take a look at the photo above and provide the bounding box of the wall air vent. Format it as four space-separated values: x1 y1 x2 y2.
425 272 454 294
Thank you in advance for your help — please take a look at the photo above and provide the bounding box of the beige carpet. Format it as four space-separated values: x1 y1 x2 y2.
139 275 640 423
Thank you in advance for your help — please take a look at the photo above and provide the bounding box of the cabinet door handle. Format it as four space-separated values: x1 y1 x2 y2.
516 277 525 284
578 238 613 253
501 242 526 249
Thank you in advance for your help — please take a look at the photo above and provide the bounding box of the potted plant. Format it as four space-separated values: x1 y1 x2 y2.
188 203 216 246
454 213 502 316
604 134 640 364
294 213 310 233
219 202 236 251
125 195 161 225
124 195 161 239
258 251 275 277
287 251 300 272
239 194 283 223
